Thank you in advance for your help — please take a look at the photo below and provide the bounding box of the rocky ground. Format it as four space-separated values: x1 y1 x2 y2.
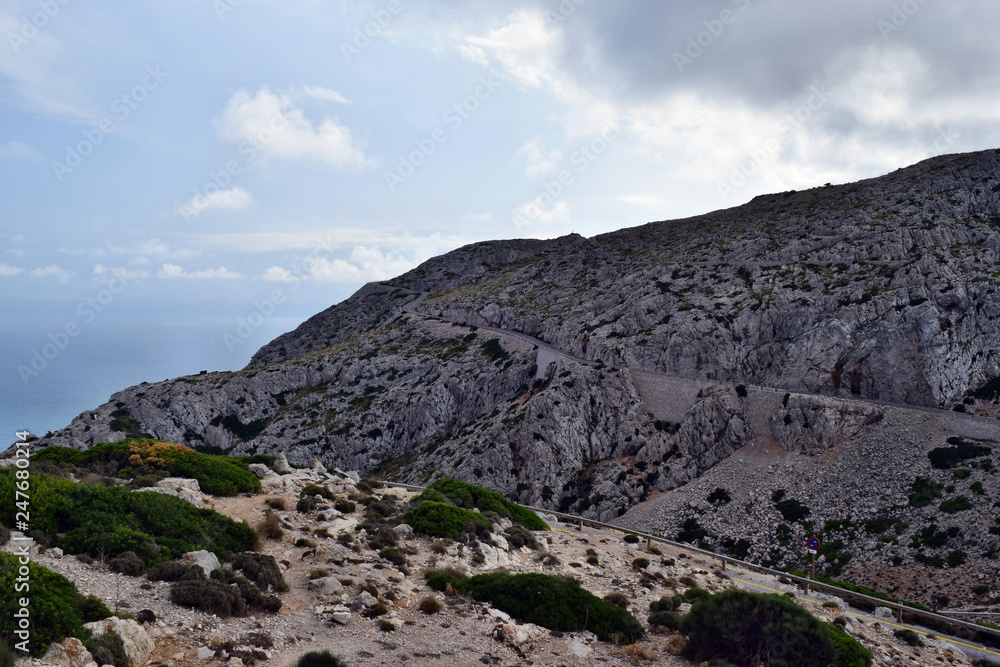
10 463 987 667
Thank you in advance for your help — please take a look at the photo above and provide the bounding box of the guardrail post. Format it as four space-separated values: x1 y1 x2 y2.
646 536 651 552
896 607 902 623
577 519 583 532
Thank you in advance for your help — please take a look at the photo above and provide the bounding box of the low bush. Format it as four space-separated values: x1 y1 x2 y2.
296 650 349 667
301 484 335 501
893 628 924 647
368 525 399 550
0 523 9 546
295 538 316 548
829 624 872 667
0 470 256 564
650 596 683 613
648 610 683 630
398 501 492 539
632 558 650 570
928 441 992 469
256 510 284 540
264 497 286 510
775 498 811 522
683 588 711 601
146 561 205 582
211 568 282 613
334 499 356 513
296 496 318 513
681 590 869 667
0 552 111 654
378 547 409 568
418 478 547 530
438 572 643 643
940 496 973 513
505 525 540 550
624 533 640 544
109 551 145 577
87 632 129 667
603 592 630 609
424 567 469 593
232 552 289 592
418 594 444 614
170 579 249 617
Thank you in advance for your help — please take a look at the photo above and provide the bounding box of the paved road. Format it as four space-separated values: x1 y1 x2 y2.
402 290 1000 432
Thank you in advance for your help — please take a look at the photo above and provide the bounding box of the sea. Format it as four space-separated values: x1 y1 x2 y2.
0 298 326 451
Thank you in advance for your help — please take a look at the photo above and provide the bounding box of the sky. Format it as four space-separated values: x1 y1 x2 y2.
2 0 1000 436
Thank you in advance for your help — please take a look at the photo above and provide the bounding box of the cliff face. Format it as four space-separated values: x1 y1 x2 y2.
36 150 1000 526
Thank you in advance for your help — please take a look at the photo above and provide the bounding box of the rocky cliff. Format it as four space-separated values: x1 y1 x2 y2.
34 150 1000 592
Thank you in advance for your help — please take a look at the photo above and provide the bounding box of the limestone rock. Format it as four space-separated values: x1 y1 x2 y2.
43 637 94 667
182 549 221 576
274 453 293 474
137 477 203 508
84 617 153 667
307 576 344 595
393 523 414 539
248 463 276 478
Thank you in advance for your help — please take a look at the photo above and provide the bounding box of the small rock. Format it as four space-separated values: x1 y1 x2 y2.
393 523 415 539
197 646 214 661
358 591 378 607
182 550 222 576
50 547 64 558
330 611 352 625
248 463 276 479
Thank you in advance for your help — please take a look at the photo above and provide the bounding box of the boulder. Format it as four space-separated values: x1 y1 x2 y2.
43 637 94 667
137 478 203 508
182 549 222 576
197 646 214 661
494 622 547 647
393 523 415 539
329 609 352 624
248 463 276 479
274 453 293 474
309 458 325 469
307 576 344 595
358 590 378 607
84 617 154 667
345 470 361 484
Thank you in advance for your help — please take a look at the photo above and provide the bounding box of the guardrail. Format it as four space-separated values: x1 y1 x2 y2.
379 479 1000 646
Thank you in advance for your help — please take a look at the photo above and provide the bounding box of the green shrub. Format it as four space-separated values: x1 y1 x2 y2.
232 552 289 592
940 496 972 513
301 484 335 500
683 588 711 601
0 470 255 564
398 501 492 539
418 594 443 614
707 487 732 505
908 477 944 507
110 551 145 577
147 561 205 582
505 525 540 550
368 525 399 550
87 632 129 667
425 567 469 593
775 498 811 522
677 518 708 543
624 533 641 544
211 568 282 613
0 552 108 654
257 510 284 540
378 547 409 568
419 478 547 530
681 590 838 667
928 441 991 469
647 611 683 630
334 499 356 513
650 595 683 612
828 623 872 666
451 572 643 644
170 579 249 617
632 558 650 570
603 592 630 609
893 628 923 647
296 651 348 667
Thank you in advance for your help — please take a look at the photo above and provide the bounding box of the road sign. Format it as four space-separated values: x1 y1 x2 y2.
807 536 820 553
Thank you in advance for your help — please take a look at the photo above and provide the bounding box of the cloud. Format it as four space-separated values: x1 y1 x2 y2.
0 141 43 161
31 265 75 283
261 266 297 282
304 245 418 282
617 193 666 207
215 87 374 168
93 265 149 281
0 263 24 277
301 86 351 104
512 199 569 229
157 264 245 280
176 186 254 218
518 139 563 177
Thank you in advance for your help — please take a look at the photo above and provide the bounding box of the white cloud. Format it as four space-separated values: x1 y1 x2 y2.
261 266 298 282
31 265 75 283
304 245 417 282
0 263 24 277
456 44 488 66
517 139 563 177
93 264 149 281
301 86 351 104
618 194 666 207
512 199 569 229
0 141 43 161
176 186 253 218
157 264 245 280
215 87 374 168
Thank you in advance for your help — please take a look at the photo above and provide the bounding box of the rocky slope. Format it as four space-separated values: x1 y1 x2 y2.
32 149 1000 605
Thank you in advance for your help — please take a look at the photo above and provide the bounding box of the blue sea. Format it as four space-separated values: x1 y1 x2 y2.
0 298 326 450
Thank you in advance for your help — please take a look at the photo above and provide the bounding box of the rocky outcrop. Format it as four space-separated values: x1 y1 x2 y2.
83 617 153 667
182 550 221 576
42 637 94 667
31 149 1000 522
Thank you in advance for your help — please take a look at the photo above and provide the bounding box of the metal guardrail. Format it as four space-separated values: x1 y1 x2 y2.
378 479 1000 645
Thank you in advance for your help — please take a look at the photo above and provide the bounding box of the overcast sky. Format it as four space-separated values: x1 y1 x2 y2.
2 0 999 308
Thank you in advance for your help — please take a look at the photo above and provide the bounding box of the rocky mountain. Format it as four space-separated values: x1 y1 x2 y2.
35 149 1000 602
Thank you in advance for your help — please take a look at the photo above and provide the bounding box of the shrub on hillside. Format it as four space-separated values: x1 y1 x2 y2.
399 501 492 539
650 595 683 613
648 610 684 630
211 568 282 613
681 590 870 667
296 496 317 513
505 525 540 550
232 552 289 592
169 579 249 617
301 484 335 500
147 561 205 582
439 572 642 644
424 567 469 593
0 470 255 565
418 478 547 530
334 499 356 513
928 441 991 469
296 651 348 667
86 633 129 667
109 551 145 577
0 552 111 655
256 510 284 540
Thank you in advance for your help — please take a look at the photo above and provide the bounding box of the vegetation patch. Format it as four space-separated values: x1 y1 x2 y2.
0 470 256 564
416 478 547 530
0 552 111 654
775 498 811 522
398 501 492 539
681 590 870 667
928 440 992 469
908 477 944 508
431 572 642 644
